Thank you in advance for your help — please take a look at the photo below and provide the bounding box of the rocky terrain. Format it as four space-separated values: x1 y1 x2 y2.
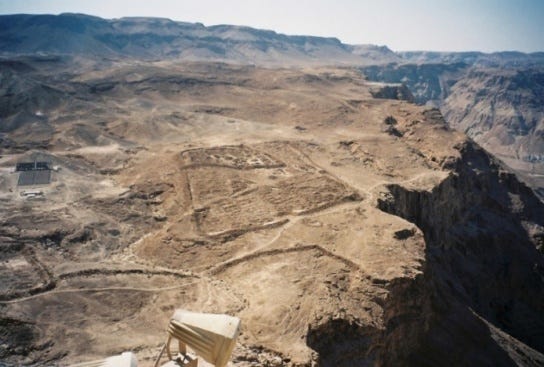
0 13 399 66
0 55 543 366
0 13 544 367
361 59 544 200
2 13 541 199
441 67 544 197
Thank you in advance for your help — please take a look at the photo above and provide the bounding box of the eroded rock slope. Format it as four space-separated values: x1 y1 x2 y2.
0 61 543 366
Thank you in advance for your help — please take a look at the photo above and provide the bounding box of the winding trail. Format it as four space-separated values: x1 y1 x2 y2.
209 243 364 276
0 281 200 305
0 266 198 304
202 143 445 277
1 142 441 310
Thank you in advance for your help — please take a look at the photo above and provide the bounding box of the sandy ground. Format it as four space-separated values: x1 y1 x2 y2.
0 63 465 366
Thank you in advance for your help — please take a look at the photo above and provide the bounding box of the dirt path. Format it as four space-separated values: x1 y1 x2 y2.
0 281 200 304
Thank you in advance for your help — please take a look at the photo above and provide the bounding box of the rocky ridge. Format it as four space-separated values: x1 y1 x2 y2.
0 13 543 367
0 13 399 65
360 62 544 201
0 61 543 366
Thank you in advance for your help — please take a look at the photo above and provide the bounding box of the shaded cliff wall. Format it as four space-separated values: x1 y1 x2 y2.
361 63 467 105
378 141 544 366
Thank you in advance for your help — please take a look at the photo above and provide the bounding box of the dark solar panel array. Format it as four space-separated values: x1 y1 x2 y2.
18 170 51 186
16 163 36 171
35 162 49 170
16 162 50 171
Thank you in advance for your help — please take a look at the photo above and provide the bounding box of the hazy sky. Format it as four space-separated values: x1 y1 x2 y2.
0 0 543 52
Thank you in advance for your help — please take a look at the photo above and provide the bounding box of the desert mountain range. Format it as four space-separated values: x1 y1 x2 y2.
1 13 543 198
0 13 400 65
0 13 543 367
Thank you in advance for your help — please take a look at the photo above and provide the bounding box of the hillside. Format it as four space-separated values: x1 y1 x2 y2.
0 13 544 367
360 62 544 199
0 57 543 367
2 14 542 192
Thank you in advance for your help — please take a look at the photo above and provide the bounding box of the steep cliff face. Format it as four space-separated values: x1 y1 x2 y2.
369 83 415 103
378 140 544 365
361 63 467 105
1 27 543 363
441 68 544 197
361 63 544 201
397 51 544 68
